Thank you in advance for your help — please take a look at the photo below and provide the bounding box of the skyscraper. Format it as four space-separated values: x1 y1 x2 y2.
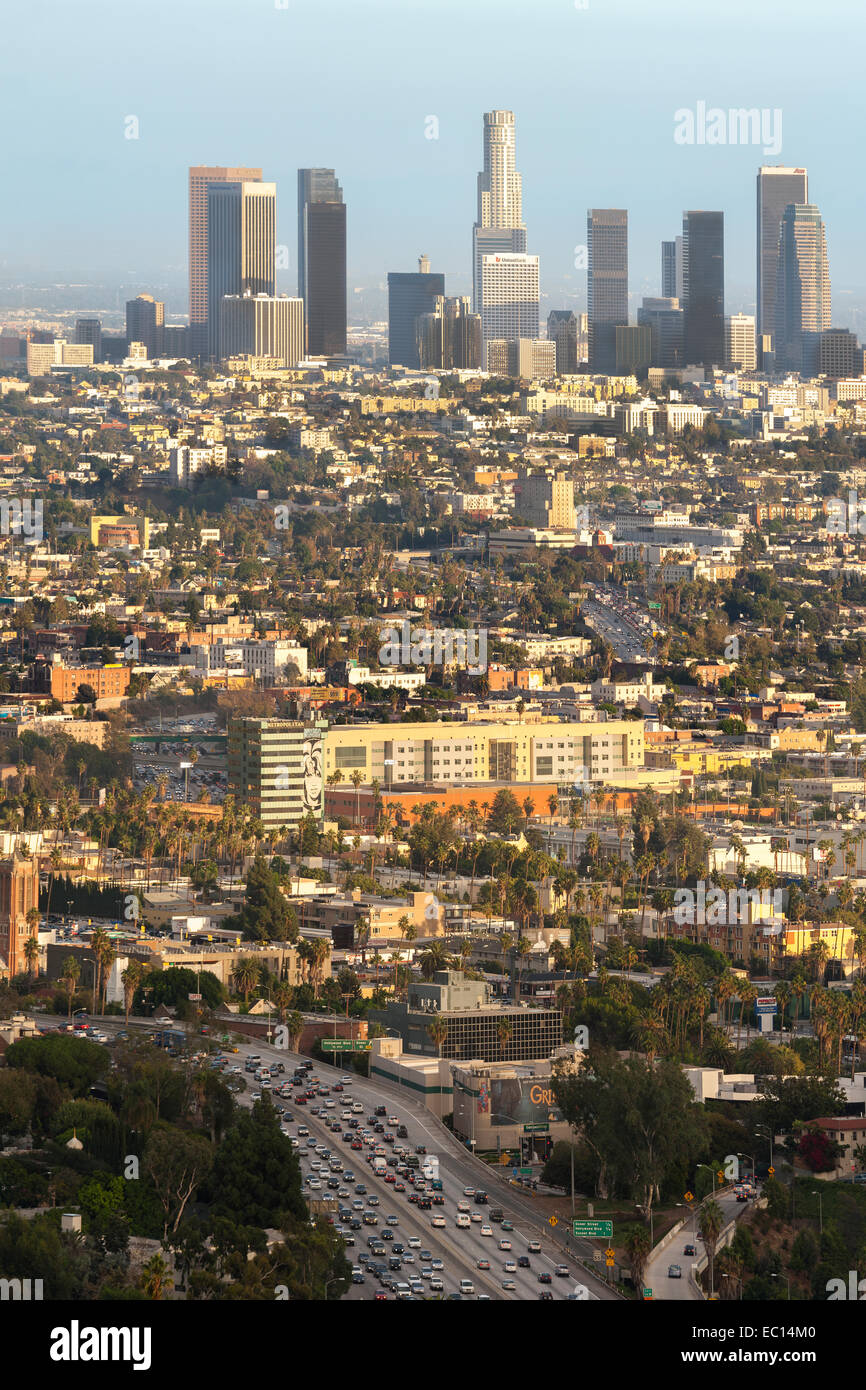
661 238 684 299
637 298 683 368
74 318 102 362
417 296 482 370
206 181 276 359
220 294 305 367
479 253 539 356
298 169 347 356
547 310 579 374
725 313 757 371
189 165 262 359
472 111 536 344
756 166 808 341
387 258 445 367
775 203 830 373
125 294 164 358
682 211 725 367
587 209 628 373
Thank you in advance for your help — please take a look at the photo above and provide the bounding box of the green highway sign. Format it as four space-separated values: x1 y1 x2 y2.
573 1220 613 1239
320 1038 371 1052
523 1123 549 1134
520 1167 532 1176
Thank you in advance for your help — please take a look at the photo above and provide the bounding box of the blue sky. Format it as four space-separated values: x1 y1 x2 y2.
1 0 863 319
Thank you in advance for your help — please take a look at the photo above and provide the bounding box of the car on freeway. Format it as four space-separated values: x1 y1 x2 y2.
517 1256 530 1268
527 1240 541 1254
538 1272 552 1285
408 1237 421 1248
684 1244 696 1256
470 1213 482 1224
477 1259 490 1270
499 1240 512 1251
668 1264 682 1279
480 1226 493 1237
502 1280 517 1291
538 1291 553 1301
431 1216 446 1228
430 1278 444 1292
459 1280 475 1296
555 1265 569 1278
504 1260 517 1273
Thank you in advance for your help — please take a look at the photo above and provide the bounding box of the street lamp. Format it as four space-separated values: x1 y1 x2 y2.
755 1122 774 1171
697 1163 717 1197
737 1151 756 1185
810 1190 824 1236
769 1272 790 1300
721 1273 742 1299
636 1203 654 1246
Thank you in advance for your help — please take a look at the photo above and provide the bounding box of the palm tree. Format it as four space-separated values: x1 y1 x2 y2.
232 956 259 1003
61 954 81 1018
495 1017 513 1061
427 1017 449 1057
349 770 364 828
698 1199 723 1298
121 959 144 1024
625 1226 652 1292
23 932 39 982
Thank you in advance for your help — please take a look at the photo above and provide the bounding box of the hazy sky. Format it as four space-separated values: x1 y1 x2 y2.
2 0 864 319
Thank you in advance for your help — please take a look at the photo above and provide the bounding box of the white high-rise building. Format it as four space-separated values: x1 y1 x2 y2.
477 109 523 230
725 313 757 371
220 293 304 366
479 253 539 354
472 110 538 345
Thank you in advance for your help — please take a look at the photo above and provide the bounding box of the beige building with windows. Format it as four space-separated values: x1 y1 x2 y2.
323 717 643 788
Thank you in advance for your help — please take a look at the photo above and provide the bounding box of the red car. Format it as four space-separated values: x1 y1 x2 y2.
351 1141 363 1150
384 1173 396 1184
374 1290 388 1301
333 1084 344 1092
294 1096 307 1105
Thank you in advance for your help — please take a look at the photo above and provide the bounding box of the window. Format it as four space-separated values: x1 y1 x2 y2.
336 746 366 769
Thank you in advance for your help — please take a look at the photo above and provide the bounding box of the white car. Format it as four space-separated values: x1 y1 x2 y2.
480 1226 493 1237
431 1216 446 1228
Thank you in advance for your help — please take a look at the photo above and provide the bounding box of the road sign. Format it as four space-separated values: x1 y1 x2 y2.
593 1250 602 1263
573 1220 613 1239
188 993 202 1001
523 1123 549 1134
512 1168 519 1177
520 1167 532 1176
605 1248 615 1258
606 1258 615 1268
768 1166 775 1176
320 1038 370 1052
684 1191 694 1202
549 1216 559 1228
643 1288 653 1299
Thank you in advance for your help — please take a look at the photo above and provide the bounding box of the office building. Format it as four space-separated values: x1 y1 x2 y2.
615 324 652 375
388 258 446 367
725 313 757 371
819 328 862 380
472 110 535 344
637 297 684 367
775 203 831 373
125 294 164 359
26 341 94 375
547 309 578 374
323 716 643 788
486 338 555 378
206 181 276 359
74 318 102 362
162 325 188 358
298 170 346 356
370 971 564 1063
661 238 684 299
416 295 482 370
478 253 539 350
219 293 304 366
228 717 318 831
189 165 263 359
587 209 628 372
682 210 725 367
517 469 576 528
756 166 808 341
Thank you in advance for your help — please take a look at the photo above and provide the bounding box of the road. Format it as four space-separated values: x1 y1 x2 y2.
230 1034 613 1302
644 1187 750 1302
581 597 654 665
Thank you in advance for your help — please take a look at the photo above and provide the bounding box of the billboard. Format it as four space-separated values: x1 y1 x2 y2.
489 1077 563 1127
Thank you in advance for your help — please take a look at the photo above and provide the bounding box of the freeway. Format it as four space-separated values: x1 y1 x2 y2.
231 1035 613 1302
644 1186 750 1302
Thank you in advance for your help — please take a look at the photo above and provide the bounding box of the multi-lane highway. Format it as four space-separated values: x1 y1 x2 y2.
230 1035 613 1302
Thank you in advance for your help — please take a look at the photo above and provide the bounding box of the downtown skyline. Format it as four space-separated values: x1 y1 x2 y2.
1 0 864 323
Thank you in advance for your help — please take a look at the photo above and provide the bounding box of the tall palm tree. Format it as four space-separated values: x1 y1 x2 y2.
495 1017 513 1061
698 1199 723 1298
121 959 144 1024
61 954 81 1018
427 1017 449 1058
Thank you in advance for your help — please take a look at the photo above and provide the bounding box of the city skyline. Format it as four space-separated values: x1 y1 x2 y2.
2 0 864 322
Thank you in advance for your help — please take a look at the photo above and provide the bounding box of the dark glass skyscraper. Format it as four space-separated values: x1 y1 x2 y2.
206 181 275 360
587 209 628 373
682 211 724 367
298 169 347 356
387 260 446 368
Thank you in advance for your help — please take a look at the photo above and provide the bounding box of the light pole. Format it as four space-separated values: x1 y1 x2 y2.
755 1122 774 1171
770 1272 790 1300
697 1163 717 1197
721 1273 743 1300
737 1151 756 1186
636 1204 654 1247
811 1189 823 1236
